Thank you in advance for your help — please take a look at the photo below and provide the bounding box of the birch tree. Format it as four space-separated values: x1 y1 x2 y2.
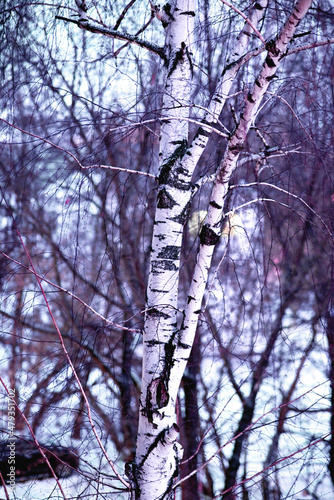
129 1 315 498
1 0 334 499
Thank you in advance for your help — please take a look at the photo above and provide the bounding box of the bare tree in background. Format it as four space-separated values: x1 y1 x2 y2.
1 0 334 499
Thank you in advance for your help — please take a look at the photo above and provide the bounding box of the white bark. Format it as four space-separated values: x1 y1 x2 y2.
173 0 314 388
133 1 195 498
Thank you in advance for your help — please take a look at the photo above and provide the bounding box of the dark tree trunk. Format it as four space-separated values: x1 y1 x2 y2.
222 304 288 499
120 329 136 460
181 332 200 500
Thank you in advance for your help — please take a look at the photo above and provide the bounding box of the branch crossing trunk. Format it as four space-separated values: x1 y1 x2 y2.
131 1 314 498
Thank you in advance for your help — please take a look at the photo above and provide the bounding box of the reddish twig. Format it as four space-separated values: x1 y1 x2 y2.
0 252 142 333
0 189 130 489
0 471 11 500
0 380 68 499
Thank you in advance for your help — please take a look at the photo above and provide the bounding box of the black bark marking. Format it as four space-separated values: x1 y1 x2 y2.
171 200 191 225
221 60 237 77
165 440 182 496
185 45 194 77
229 143 243 152
157 188 176 209
138 426 172 469
199 224 220 246
146 339 165 347
142 335 176 427
159 164 172 185
163 3 173 18
254 2 263 9
164 335 176 379
178 341 191 350
180 11 195 16
247 92 255 103
266 74 277 81
293 30 311 39
147 308 170 319
158 140 188 185
196 126 211 138
209 200 222 209
167 43 186 78
265 55 276 68
157 378 169 408
144 378 167 425
187 295 195 304
152 260 178 272
143 392 161 429
125 460 140 498
157 245 180 260
176 164 188 176
265 39 279 56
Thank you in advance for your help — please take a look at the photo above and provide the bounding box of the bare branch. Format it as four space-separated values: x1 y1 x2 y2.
0 191 131 490
55 15 166 60
287 37 334 55
174 383 328 490
113 0 137 30
0 379 69 499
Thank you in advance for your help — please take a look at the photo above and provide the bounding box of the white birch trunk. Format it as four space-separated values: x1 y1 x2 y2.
132 1 195 498
172 0 314 389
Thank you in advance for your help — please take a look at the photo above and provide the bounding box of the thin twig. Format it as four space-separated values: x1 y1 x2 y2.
229 182 333 237
174 382 327 489
1 252 142 333
0 118 156 179
0 380 69 499
214 431 332 499
0 471 10 500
